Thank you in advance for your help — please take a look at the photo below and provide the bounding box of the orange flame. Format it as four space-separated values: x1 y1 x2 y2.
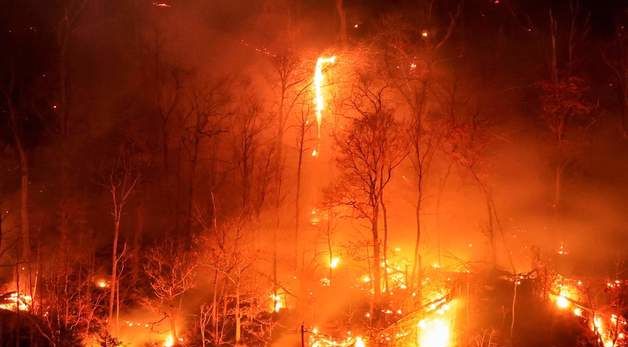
313 56 336 144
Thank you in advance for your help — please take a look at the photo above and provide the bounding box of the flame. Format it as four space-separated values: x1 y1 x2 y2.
329 256 341 269
556 294 570 309
313 56 336 144
270 292 285 313
416 299 456 347
163 334 174 347
0 292 32 312
418 317 451 347
308 328 366 347
96 279 108 288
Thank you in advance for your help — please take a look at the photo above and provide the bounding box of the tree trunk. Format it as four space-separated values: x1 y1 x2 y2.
7 97 31 291
109 216 120 331
411 171 423 290
235 283 241 343
380 195 389 294
295 120 305 271
131 201 144 285
371 212 381 310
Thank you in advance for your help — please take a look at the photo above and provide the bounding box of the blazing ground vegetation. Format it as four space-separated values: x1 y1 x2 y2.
0 0 627 346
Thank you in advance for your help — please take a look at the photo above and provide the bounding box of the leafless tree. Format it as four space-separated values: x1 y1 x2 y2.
183 77 230 239
294 106 314 271
144 240 197 343
104 145 140 333
378 2 462 290
1 71 31 280
331 75 406 311
542 3 596 210
198 220 274 346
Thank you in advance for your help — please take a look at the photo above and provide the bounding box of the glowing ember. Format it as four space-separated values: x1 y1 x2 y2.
95 278 108 288
329 256 341 269
270 292 285 313
163 334 174 347
0 292 32 312
309 328 366 347
313 56 336 143
556 295 570 309
418 317 451 347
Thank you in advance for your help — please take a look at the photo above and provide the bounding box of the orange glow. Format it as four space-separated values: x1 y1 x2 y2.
163 334 174 347
329 256 341 269
556 295 570 309
0 292 32 312
313 56 336 141
96 279 108 288
418 317 451 347
270 292 286 313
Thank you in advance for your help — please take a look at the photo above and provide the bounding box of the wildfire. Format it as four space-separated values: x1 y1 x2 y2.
0 292 32 311
416 299 456 347
313 56 336 143
95 278 109 288
550 279 579 311
163 334 174 347
329 256 341 269
309 328 367 347
270 292 286 313
418 318 451 347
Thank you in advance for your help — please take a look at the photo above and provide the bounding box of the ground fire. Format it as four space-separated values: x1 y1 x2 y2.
0 0 627 346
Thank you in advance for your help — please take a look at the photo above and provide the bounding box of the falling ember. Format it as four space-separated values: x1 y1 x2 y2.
313 56 336 144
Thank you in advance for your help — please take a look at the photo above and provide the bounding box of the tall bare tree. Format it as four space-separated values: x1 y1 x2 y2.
105 145 140 333
378 2 462 289
144 241 197 343
331 75 406 311
542 3 596 210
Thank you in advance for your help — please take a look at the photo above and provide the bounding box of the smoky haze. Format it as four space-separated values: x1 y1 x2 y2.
0 0 626 346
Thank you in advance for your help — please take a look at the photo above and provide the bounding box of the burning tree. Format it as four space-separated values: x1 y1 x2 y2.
104 143 141 334
331 74 406 313
143 240 197 344
197 220 275 346
376 2 462 290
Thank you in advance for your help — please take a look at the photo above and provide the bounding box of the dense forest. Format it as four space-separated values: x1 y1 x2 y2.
0 0 627 346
